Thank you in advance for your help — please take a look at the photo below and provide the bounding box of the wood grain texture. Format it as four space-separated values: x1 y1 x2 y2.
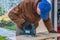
16 33 60 40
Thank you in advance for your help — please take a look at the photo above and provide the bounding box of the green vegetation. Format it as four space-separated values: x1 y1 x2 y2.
5 25 16 30
0 36 7 40
0 15 16 30
1 20 16 30
0 7 5 16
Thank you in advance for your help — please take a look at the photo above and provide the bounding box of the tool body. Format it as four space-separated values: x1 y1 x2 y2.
20 21 36 36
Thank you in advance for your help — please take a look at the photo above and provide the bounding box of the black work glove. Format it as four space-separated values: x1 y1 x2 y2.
23 21 32 30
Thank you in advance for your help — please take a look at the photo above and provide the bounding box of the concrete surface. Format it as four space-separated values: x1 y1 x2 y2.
36 19 48 33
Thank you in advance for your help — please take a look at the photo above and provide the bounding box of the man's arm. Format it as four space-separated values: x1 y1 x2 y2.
43 17 54 32
8 4 25 29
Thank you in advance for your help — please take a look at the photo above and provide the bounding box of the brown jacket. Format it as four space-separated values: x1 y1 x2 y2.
8 0 41 29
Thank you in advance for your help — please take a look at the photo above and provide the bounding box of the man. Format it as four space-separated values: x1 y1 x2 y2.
37 0 57 33
8 0 57 35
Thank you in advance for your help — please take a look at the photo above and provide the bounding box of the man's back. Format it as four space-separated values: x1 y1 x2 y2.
8 0 40 29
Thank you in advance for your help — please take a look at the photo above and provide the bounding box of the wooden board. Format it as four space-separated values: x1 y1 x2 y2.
16 33 60 40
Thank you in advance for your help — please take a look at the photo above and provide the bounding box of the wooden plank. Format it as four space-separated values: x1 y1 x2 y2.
16 33 60 40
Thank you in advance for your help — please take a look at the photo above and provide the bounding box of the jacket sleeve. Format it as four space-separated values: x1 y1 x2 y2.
43 16 54 31
8 3 25 28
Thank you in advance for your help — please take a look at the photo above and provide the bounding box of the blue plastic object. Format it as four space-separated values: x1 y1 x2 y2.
20 23 36 36
38 0 51 20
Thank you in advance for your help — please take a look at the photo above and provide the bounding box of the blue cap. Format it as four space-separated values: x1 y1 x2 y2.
38 0 51 20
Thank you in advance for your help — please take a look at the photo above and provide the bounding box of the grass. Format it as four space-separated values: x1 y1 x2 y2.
5 25 16 30
0 36 7 40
